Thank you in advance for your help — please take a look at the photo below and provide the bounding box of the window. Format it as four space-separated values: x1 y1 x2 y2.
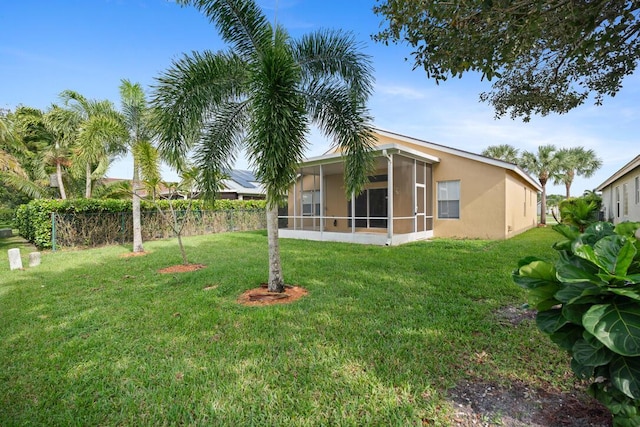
635 176 639 205
616 186 621 218
524 188 527 216
623 184 629 216
302 190 320 216
438 180 460 219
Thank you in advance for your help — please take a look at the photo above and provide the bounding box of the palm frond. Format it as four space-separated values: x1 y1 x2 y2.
1 171 49 199
293 29 375 100
193 99 249 201
177 0 272 59
152 50 248 169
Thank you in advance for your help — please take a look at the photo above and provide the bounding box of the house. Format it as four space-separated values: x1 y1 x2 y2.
279 128 541 245
103 169 266 201
596 154 640 224
218 170 266 200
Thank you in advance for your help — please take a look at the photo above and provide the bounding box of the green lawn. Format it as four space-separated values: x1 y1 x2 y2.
1 228 570 425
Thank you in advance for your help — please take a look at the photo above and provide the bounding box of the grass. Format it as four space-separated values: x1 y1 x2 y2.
1 228 569 425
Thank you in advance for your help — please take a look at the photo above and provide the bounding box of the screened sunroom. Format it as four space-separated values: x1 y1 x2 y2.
279 144 440 245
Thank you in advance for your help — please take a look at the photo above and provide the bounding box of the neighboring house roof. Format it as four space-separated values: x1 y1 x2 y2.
220 169 265 196
104 169 266 198
596 154 640 191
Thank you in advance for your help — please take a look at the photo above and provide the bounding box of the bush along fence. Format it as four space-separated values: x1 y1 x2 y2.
15 199 267 250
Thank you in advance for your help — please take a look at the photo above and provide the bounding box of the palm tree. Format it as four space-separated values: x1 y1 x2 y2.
120 80 154 253
520 145 559 225
481 144 520 164
22 106 81 200
2 107 54 199
152 0 375 292
61 90 128 198
553 147 602 198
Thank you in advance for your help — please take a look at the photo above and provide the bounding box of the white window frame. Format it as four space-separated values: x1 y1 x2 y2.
635 176 639 205
437 180 460 219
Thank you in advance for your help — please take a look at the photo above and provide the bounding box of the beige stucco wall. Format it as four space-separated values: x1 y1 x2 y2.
374 133 538 239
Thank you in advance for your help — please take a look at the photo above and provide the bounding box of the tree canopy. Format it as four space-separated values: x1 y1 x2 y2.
373 0 640 121
153 0 375 292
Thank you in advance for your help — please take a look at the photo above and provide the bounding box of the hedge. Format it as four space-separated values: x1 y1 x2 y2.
15 198 267 249
0 208 15 227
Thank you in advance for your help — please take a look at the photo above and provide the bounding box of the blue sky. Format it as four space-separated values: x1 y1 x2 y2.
1 0 638 197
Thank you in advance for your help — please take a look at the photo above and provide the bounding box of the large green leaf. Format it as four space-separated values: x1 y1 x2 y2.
614 222 640 238
582 221 616 245
583 302 640 356
610 288 640 302
582 235 637 277
555 282 603 304
562 303 593 324
571 357 595 380
513 260 558 290
549 324 584 352
536 309 568 334
527 283 561 311
610 355 640 399
572 338 613 367
555 251 603 284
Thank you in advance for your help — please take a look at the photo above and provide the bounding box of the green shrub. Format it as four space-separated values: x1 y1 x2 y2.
559 197 599 232
15 198 267 249
0 208 15 228
514 221 640 426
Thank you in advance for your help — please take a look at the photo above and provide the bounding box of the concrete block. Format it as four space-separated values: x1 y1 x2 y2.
28 252 41 267
0 229 12 238
8 248 23 270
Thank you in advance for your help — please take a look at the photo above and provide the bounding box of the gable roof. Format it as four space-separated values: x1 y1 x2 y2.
317 128 542 191
220 169 265 196
596 154 640 191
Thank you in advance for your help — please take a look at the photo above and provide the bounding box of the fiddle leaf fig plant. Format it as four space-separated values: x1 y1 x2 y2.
514 221 640 426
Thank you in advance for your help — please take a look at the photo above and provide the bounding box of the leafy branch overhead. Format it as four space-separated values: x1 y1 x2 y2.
373 0 640 121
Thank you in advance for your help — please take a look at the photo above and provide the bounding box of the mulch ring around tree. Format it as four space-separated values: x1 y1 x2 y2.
158 264 206 274
237 283 308 306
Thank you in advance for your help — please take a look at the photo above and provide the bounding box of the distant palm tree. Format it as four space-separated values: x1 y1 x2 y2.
153 0 375 292
120 80 154 253
61 90 128 198
481 144 520 164
553 147 602 198
521 145 559 225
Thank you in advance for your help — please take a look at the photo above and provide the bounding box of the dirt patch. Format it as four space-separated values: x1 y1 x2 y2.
447 380 612 426
444 305 613 426
237 283 308 306
494 305 537 326
158 264 206 274
120 251 150 258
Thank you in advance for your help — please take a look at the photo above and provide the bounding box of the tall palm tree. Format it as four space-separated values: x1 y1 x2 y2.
481 144 520 164
17 106 81 200
61 90 128 198
520 145 559 225
120 80 154 253
152 0 375 292
3 107 54 199
553 147 602 198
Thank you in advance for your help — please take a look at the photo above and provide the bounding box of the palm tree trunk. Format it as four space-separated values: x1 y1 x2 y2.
132 161 144 253
85 163 92 198
266 203 284 293
565 183 571 199
56 161 67 200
